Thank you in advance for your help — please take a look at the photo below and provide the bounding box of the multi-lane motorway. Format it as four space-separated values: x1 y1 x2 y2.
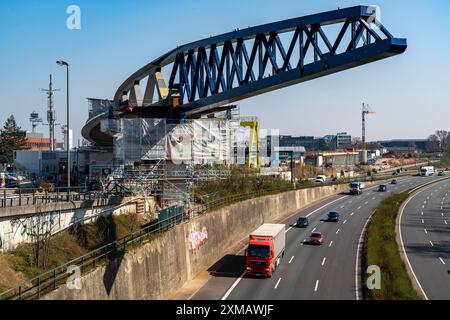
192 175 442 300
399 177 450 300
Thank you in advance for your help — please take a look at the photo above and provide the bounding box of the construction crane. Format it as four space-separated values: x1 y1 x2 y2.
362 103 376 150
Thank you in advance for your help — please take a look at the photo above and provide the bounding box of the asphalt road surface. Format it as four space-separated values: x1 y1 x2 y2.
192 175 440 300
400 177 450 300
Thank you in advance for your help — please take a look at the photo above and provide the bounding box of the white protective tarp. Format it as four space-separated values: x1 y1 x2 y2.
165 119 232 164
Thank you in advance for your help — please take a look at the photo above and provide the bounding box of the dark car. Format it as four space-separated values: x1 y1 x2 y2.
327 212 340 222
378 185 387 192
391 179 398 185
438 171 446 176
296 216 309 228
310 232 324 245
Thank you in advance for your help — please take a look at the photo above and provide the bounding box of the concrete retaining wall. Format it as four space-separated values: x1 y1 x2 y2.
44 184 351 300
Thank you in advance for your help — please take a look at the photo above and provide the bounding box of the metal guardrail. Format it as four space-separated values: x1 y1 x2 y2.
0 172 413 300
0 187 118 208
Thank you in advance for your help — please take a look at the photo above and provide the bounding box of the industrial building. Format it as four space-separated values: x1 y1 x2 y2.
376 139 440 155
304 150 362 168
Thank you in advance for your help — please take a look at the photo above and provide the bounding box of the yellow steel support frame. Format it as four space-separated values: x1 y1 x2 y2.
240 120 260 172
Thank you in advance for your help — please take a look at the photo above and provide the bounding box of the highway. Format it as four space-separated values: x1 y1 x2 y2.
192 175 440 300
399 176 450 300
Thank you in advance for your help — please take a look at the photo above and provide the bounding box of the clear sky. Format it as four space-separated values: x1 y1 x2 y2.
1 0 449 144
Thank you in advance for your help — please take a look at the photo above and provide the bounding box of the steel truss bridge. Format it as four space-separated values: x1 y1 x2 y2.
82 5 407 146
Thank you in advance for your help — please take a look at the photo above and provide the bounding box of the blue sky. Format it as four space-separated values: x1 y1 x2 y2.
1 0 449 144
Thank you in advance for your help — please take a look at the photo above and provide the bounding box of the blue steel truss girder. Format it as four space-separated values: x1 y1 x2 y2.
82 6 407 145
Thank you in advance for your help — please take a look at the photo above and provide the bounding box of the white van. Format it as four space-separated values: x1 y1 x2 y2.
420 166 435 177
315 175 327 183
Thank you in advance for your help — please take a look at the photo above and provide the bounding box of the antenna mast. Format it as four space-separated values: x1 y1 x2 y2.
41 74 60 151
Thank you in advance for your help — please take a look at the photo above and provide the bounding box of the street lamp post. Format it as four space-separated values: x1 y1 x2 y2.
56 60 70 194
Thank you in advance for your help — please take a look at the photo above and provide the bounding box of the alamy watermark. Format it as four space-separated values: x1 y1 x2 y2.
66 265 81 290
66 5 81 30
366 265 381 290
366 5 382 30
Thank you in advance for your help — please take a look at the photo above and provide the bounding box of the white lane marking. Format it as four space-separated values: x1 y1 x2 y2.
274 278 282 289
312 227 317 233
285 195 350 235
357 206 362 210
421 219 424 224
305 196 349 219
445 220 448 225
336 229 340 235
350 212 355 216
221 271 245 300
439 258 446 265
422 205 425 209
421 211 424 216
314 280 319 292
340 205 345 209
343 220 347 225
424 229 428 234
321 257 326 266
398 178 450 300
356 211 375 301
289 256 295 264
365 201 369 205
429 241 434 247
442 213 445 217
329 241 333 248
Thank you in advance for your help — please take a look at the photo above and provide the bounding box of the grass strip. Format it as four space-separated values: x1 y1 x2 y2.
363 192 422 300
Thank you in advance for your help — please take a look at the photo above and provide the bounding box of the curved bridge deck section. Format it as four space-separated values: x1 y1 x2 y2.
83 5 407 145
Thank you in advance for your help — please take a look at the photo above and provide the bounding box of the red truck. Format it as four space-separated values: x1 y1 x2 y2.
245 224 286 278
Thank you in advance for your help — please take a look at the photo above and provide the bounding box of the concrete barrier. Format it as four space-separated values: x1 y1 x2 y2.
42 183 354 300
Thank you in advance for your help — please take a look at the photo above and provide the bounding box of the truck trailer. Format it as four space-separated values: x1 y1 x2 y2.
245 224 286 278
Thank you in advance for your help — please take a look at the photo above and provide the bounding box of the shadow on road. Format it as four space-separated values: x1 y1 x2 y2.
207 255 246 278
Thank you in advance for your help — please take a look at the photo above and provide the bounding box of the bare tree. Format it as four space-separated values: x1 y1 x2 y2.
430 131 449 152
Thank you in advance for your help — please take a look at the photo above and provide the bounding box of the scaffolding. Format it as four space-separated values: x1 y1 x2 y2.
101 117 240 207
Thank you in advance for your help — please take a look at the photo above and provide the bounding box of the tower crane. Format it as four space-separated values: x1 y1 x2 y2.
362 103 376 150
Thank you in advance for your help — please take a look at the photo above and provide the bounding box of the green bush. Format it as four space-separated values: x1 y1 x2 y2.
364 193 422 300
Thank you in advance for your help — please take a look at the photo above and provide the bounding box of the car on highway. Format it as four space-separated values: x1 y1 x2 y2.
327 211 340 222
310 232 324 245
378 184 387 192
391 179 398 185
296 216 309 228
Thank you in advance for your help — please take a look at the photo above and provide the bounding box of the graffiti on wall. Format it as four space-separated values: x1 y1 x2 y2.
188 227 209 252
10 211 60 238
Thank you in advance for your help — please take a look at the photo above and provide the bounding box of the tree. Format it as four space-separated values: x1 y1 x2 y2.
428 130 450 153
0 115 28 163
